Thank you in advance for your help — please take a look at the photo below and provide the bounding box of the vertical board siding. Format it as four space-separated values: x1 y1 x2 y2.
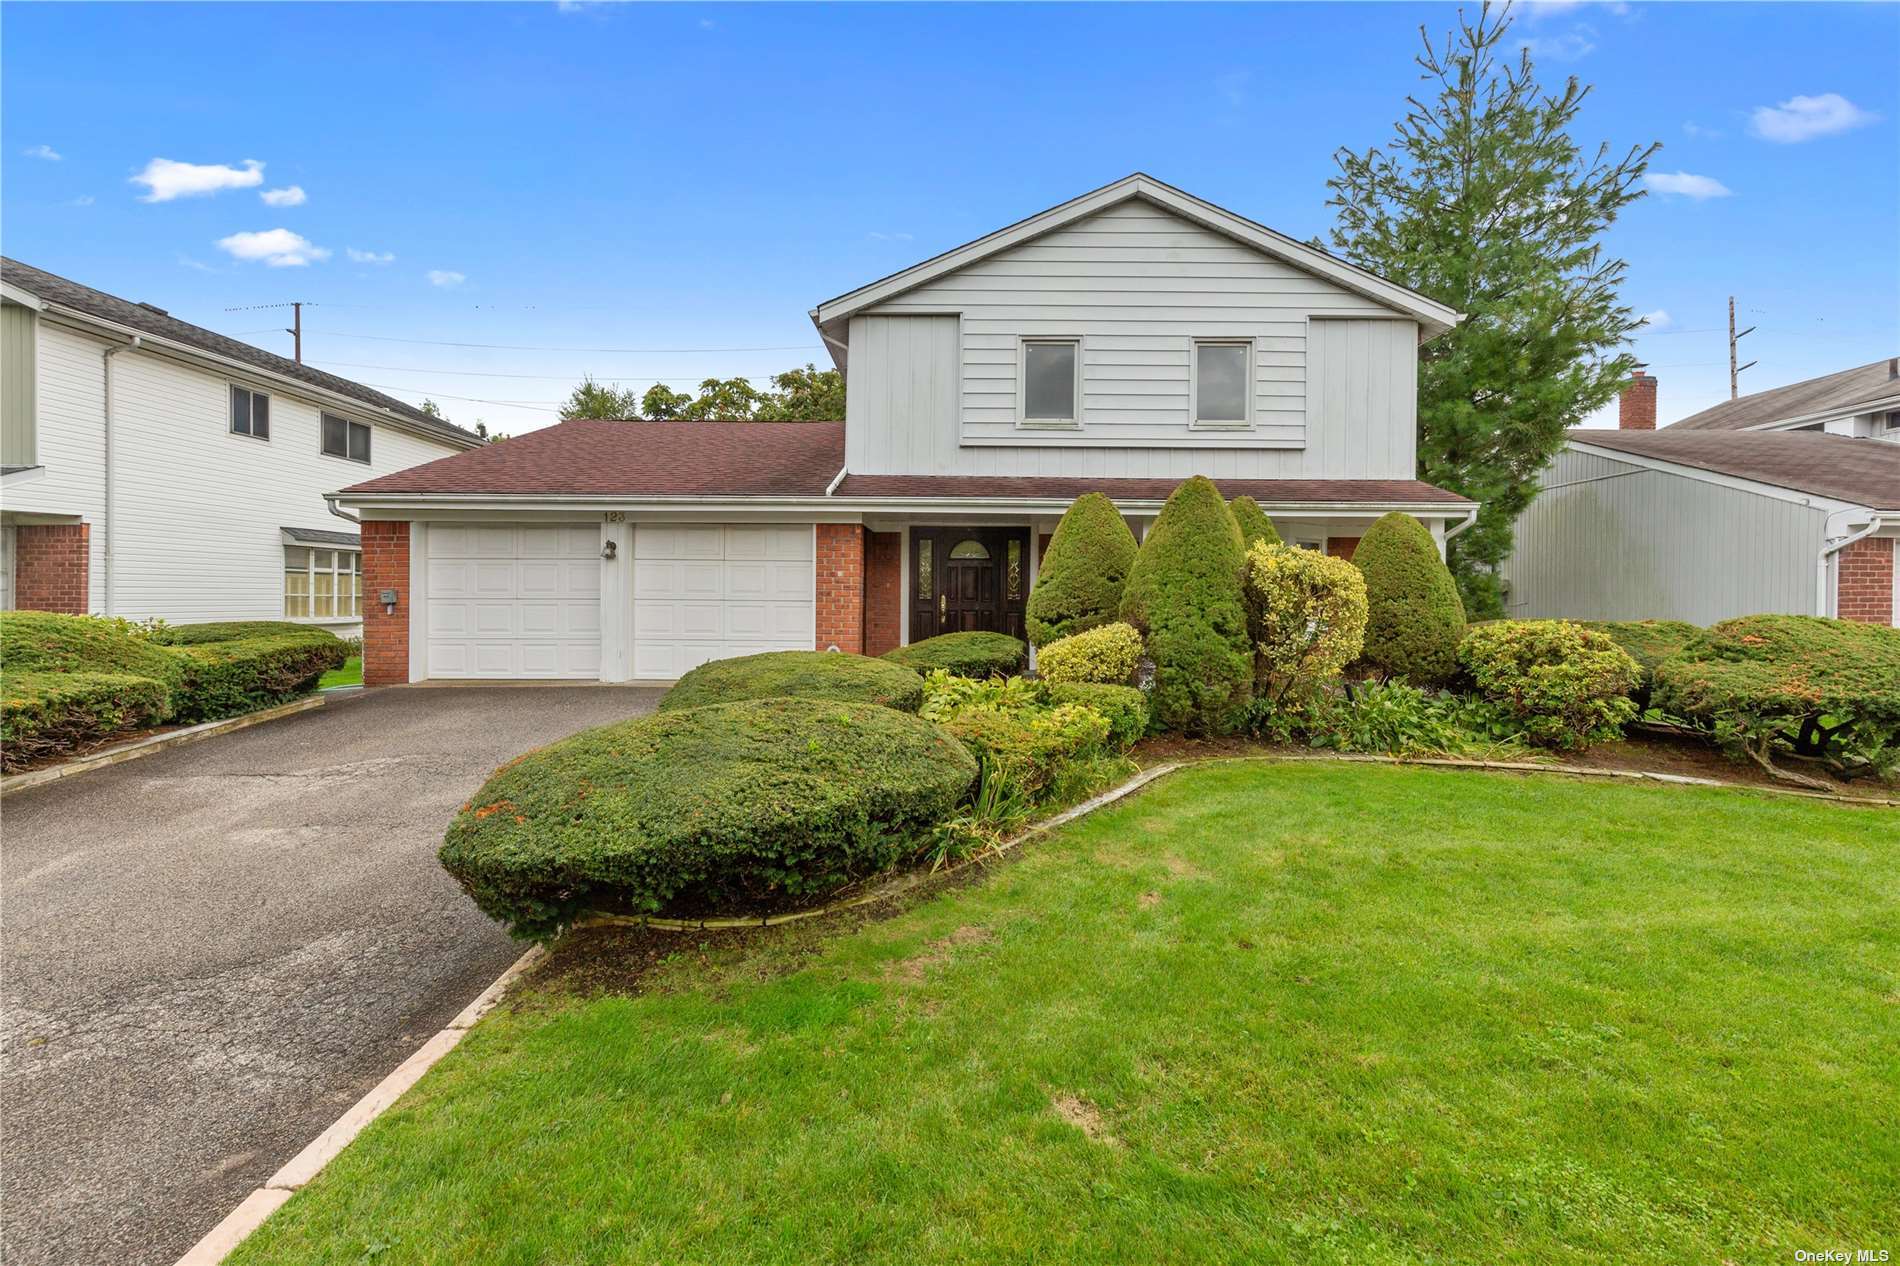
848 200 1420 479
2 321 463 625
1503 447 1827 622
1 304 37 466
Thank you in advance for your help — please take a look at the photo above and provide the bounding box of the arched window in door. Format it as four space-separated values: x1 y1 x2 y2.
948 539 991 560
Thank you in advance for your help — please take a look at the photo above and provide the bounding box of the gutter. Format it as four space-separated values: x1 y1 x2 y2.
323 493 361 529
1441 505 1480 541
333 491 1477 519
1816 510 1889 616
100 334 143 615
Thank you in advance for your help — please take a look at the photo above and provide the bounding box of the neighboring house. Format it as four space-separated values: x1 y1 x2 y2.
1502 370 1900 626
1666 357 1900 440
332 174 1476 685
1 260 481 635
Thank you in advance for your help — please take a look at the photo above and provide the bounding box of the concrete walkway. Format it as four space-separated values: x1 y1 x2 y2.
1 686 661 1266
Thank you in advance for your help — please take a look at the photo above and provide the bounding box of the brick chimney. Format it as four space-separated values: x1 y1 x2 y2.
1619 370 1657 430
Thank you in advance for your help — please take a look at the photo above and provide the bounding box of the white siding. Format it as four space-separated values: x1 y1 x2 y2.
1501 447 1829 623
1 321 462 628
846 200 1420 479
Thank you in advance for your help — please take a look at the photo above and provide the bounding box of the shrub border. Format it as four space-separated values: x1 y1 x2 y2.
1 695 327 797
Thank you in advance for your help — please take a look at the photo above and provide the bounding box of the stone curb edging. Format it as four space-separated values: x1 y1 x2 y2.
1 696 327 797
173 945 547 1266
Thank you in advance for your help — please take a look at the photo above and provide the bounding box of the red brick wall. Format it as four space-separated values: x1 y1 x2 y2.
361 520 411 686
863 531 902 656
1325 536 1360 562
815 523 865 654
1619 371 1658 431
13 523 90 614
1837 535 1894 624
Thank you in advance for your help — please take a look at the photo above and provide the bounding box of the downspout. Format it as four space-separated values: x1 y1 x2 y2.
824 465 847 496
99 335 142 615
1442 506 1480 541
323 493 361 527
1816 511 1887 617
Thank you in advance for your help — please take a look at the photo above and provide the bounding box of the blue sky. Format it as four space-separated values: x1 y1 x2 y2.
4 1 1895 436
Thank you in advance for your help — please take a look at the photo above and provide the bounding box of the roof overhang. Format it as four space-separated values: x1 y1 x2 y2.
29 304 482 453
808 173 1463 370
334 491 1474 519
1565 437 1875 515
1730 390 1900 432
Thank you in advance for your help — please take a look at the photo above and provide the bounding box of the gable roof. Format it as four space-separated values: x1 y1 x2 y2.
1669 357 1900 431
808 173 1463 359
1569 428 1900 511
0 258 481 450
342 419 847 496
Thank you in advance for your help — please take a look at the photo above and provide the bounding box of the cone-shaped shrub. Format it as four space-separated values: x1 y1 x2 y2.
1119 476 1252 735
1353 511 1466 687
1025 492 1139 647
1229 496 1282 549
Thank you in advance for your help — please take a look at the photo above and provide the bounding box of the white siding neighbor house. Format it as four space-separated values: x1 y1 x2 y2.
1502 369 1900 626
1 260 480 636
331 174 1478 686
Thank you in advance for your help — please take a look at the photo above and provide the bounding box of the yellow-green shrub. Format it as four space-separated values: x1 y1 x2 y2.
1037 622 1143 685
1243 542 1368 699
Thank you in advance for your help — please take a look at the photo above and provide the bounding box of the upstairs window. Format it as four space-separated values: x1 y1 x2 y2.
230 385 271 440
1192 341 1250 428
321 413 371 463
1021 339 1080 427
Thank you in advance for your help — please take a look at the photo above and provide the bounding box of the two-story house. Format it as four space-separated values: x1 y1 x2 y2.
1 260 481 635
332 174 1475 685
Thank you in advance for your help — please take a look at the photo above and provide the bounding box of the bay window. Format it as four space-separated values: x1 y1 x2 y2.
284 546 362 619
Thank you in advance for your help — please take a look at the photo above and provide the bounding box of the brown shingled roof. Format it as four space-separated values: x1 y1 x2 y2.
834 474 1472 504
1669 357 1900 431
342 419 846 496
1570 428 1900 509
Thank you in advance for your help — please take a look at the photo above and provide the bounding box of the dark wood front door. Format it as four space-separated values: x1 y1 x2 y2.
910 527 1030 641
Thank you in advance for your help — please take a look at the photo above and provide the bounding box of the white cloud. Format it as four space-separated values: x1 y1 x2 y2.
1681 121 1724 140
347 247 395 264
1637 309 1671 330
1519 25 1597 60
1645 170 1732 199
132 157 264 202
215 228 330 267
426 269 467 288
260 185 307 207
23 144 62 161
177 254 217 273
1748 93 1879 143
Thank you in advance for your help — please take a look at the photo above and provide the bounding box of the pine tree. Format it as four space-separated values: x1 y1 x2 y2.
1324 2 1658 616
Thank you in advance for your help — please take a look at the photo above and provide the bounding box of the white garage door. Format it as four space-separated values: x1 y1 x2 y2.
425 524 601 679
633 525 814 679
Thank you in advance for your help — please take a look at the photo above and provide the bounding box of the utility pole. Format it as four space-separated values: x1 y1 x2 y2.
224 301 313 362
1727 296 1757 399
286 301 302 364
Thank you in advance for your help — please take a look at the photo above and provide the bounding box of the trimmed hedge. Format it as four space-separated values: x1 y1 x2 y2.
439 698 978 939
1353 512 1466 687
1119 476 1252 735
153 620 330 647
1228 496 1282 549
662 650 925 713
1 671 172 772
881 631 1027 679
1583 619 1699 697
1044 682 1150 749
1036 621 1143 685
1652 615 1900 773
1459 620 1640 750
1025 492 1139 647
1 611 184 687
164 627 346 725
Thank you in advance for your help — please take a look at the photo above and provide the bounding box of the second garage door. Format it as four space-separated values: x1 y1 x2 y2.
425 524 602 679
633 525 814 680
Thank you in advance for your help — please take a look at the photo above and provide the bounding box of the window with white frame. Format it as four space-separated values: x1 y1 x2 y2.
1191 340 1251 428
1021 339 1080 427
230 385 271 440
320 412 371 463
284 546 362 619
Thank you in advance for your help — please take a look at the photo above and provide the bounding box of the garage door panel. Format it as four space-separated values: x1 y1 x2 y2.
425 524 601 680
428 561 473 597
473 563 516 596
518 562 564 596
726 562 769 597
473 527 516 557
769 527 814 560
473 603 516 635
771 604 814 638
769 562 812 599
629 524 814 680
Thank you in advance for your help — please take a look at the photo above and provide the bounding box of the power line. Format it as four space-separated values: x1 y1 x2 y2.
307 359 796 382
309 331 822 354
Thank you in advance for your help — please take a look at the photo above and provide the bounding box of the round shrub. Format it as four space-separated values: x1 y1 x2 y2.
1353 511 1466 687
1 611 184 689
661 650 925 713
1243 542 1368 699
440 698 978 940
164 628 346 724
1458 620 1640 750
1652 616 1900 773
1228 496 1282 549
1043 682 1150 749
1581 619 1699 699
1036 622 1143 685
152 620 331 647
1119 476 1252 735
1 672 172 772
882 631 1026 679
1025 492 1139 647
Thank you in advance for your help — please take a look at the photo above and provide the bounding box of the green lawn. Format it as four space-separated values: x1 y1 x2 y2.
234 763 1898 1265
318 656 361 689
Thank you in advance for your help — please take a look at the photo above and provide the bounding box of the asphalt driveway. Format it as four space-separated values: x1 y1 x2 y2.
1 685 661 1266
